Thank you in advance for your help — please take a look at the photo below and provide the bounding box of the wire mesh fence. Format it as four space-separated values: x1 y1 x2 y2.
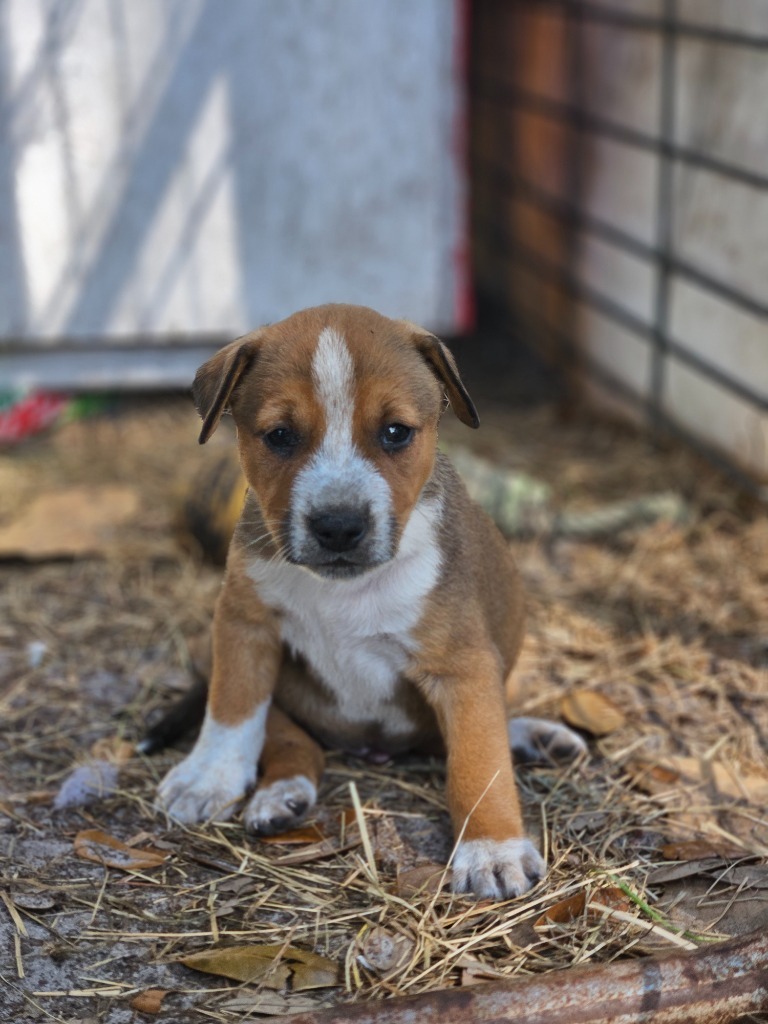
470 0 768 497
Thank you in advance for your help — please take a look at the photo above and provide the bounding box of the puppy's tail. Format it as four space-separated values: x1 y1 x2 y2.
138 675 208 755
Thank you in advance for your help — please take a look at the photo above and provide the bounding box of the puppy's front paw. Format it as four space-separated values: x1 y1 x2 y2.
452 837 545 900
157 755 254 825
509 717 587 764
243 775 317 835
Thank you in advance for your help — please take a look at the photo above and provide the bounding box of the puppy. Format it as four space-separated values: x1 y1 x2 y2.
156 304 584 899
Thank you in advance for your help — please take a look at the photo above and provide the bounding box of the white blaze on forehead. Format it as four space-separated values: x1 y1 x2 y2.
289 326 394 565
312 327 355 447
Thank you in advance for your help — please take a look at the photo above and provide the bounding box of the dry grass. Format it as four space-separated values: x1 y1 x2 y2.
0 396 766 1022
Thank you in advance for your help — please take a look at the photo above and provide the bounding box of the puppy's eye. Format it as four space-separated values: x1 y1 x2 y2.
263 426 301 454
380 423 414 451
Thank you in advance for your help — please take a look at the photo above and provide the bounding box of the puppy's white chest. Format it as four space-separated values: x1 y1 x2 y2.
247 499 442 723
279 600 411 720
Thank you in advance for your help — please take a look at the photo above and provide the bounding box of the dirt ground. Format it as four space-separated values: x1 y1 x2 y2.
0 392 766 1023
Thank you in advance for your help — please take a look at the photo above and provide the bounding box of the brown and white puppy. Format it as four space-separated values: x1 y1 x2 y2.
157 304 584 899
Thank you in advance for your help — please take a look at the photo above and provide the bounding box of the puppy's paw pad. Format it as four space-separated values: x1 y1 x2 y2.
244 775 317 836
509 717 587 764
451 837 545 900
156 760 251 825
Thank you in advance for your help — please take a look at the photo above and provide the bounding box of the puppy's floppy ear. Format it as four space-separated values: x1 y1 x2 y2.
192 331 262 444
407 325 480 429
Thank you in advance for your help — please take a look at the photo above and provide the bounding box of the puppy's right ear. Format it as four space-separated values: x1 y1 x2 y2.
192 332 262 444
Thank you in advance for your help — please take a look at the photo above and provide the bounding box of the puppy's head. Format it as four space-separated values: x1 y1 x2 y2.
193 304 478 578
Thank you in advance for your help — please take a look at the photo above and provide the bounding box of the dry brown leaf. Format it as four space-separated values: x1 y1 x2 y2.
718 865 768 890
396 863 446 898
371 815 408 872
0 485 139 560
461 968 495 987
180 944 338 991
671 758 768 806
219 992 321 1016
259 809 356 847
129 989 169 1014
73 829 168 871
356 926 415 979
535 886 629 929
630 763 682 793
630 757 768 807
661 839 746 861
9 890 55 911
560 690 626 736
647 859 724 885
90 736 135 764
274 838 341 866
257 822 326 845
459 958 510 986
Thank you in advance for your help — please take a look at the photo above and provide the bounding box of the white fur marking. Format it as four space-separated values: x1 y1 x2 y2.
452 837 545 899
244 774 317 832
289 329 394 565
312 327 355 447
249 496 443 731
156 703 268 824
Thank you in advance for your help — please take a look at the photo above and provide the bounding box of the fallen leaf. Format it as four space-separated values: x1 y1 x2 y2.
291 955 340 992
628 762 682 794
718 865 768 890
274 838 340 866
258 809 356 847
130 989 169 1014
632 758 768 807
219 992 321 1016
217 875 256 896
671 758 768 806
258 822 326 845
647 859 724 885
181 946 289 988
0 485 139 560
661 839 746 861
371 816 408 872
73 829 168 871
9 890 55 911
356 926 415 979
396 863 446 898
90 736 135 764
535 886 629 929
180 944 338 991
560 690 625 736
459 958 510 986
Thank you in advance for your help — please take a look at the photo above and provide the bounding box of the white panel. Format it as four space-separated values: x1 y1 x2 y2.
673 165 768 306
676 38 768 179
664 358 768 479
584 1 663 13
581 23 661 137
579 304 652 396
677 0 768 35
578 233 655 324
0 0 467 353
583 138 658 245
669 278 768 397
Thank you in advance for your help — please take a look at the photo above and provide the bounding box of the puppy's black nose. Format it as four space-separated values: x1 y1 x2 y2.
308 508 369 553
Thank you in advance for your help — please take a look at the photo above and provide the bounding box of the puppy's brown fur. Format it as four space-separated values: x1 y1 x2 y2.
155 305 583 898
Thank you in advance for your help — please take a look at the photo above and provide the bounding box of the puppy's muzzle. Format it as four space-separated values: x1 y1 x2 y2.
307 506 370 554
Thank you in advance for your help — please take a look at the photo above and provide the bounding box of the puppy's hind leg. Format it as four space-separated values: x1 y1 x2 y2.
508 717 587 765
243 706 325 836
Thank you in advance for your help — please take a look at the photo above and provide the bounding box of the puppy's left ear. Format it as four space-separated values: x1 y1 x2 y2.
409 327 479 429
193 330 263 444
